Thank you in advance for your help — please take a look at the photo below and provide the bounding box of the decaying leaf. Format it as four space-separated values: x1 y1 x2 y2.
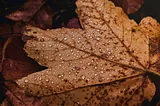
6 0 46 22
16 0 160 105
5 81 46 106
111 0 144 14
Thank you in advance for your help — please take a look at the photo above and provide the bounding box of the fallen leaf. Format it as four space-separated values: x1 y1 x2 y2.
17 0 160 105
61 17 81 28
5 81 46 106
1 36 43 80
6 0 46 22
111 0 144 14
28 4 53 29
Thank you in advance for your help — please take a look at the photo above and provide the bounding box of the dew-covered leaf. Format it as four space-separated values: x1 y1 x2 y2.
41 76 154 106
16 0 160 105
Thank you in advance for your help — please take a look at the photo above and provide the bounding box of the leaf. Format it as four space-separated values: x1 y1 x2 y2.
5 81 46 106
28 4 53 29
6 0 46 22
1 36 43 80
111 0 144 14
17 0 160 105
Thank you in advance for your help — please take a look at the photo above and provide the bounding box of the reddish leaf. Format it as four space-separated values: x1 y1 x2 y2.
1 36 42 80
111 0 144 14
6 0 46 22
28 4 53 29
5 81 46 106
62 17 81 28
2 59 42 80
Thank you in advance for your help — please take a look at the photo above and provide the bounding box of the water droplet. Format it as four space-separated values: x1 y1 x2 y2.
60 45 64 48
77 101 80 104
42 44 45 47
94 73 98 76
87 63 91 65
94 66 98 69
55 48 59 52
39 77 42 80
100 71 104 73
48 44 52 47
46 79 49 82
83 66 86 69
77 40 80 43
81 75 86 80
58 74 64 78
68 71 71 75
96 37 100 41
24 79 28 83
63 37 67 40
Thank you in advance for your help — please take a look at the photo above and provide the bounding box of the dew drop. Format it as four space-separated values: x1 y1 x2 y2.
83 66 86 69
81 75 86 80
58 54 62 56
94 73 98 76
63 37 67 40
39 77 42 80
68 71 71 75
58 74 64 78
96 37 100 41
100 71 104 73
77 101 80 104
46 79 49 82
94 66 98 69
24 79 28 83
87 63 91 65
48 44 52 47
77 40 80 43
42 44 45 47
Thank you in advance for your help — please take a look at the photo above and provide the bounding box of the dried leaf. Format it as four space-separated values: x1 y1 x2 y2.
5 81 46 106
1 36 42 80
6 0 46 22
17 0 160 105
28 4 53 29
111 0 144 14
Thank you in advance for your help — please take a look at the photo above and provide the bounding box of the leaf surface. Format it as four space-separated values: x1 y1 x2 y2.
16 0 160 105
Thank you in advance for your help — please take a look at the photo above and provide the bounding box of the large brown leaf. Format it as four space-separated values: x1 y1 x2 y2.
16 0 160 105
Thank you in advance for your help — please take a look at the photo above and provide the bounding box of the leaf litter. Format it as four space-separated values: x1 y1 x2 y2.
14 0 160 106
